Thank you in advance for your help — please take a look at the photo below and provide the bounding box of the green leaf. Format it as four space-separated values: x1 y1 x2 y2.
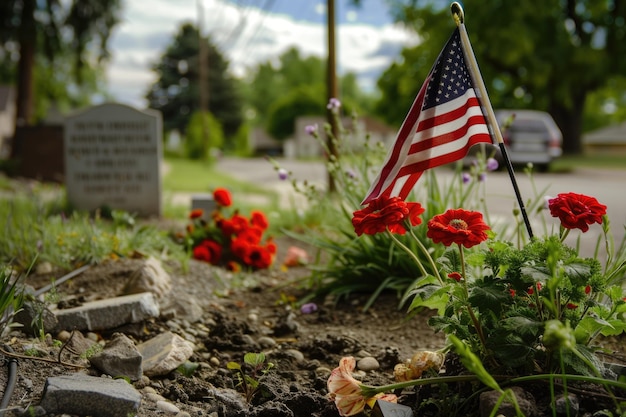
244 352 266 367
468 279 509 314
227 362 242 371
406 285 450 315
501 316 542 338
449 335 502 392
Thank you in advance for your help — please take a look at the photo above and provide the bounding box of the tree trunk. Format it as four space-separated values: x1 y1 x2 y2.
15 0 36 129
549 90 587 155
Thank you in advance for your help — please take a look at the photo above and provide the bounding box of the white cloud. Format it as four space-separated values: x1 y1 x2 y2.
105 0 418 108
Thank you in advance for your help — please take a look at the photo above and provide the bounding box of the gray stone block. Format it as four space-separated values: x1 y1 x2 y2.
40 373 141 417
53 292 159 332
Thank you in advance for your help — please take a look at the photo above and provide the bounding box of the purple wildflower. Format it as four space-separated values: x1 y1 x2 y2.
345 169 357 179
462 173 471 184
486 158 499 171
277 168 289 181
305 124 318 136
327 98 341 111
479 172 487 182
300 302 318 314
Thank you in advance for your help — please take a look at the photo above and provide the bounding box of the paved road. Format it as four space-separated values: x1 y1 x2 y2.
215 157 626 258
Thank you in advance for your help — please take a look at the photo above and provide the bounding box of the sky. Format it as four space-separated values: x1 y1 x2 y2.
105 0 419 108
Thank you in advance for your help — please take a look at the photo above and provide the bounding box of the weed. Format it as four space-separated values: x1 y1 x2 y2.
227 352 274 402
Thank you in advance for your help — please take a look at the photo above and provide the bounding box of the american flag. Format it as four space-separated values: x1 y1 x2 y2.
362 28 493 205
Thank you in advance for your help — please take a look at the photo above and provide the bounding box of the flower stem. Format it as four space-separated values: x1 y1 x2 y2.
408 228 444 286
458 244 488 355
387 230 429 279
360 374 479 397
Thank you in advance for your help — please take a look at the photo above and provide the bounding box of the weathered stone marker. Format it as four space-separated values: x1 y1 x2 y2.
64 103 162 216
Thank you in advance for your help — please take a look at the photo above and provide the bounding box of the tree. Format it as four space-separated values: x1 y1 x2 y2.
379 0 626 154
0 0 122 127
245 47 375 139
145 23 244 140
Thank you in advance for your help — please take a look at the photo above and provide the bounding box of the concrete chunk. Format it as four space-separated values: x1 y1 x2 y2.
40 373 141 417
53 292 159 332
138 331 194 377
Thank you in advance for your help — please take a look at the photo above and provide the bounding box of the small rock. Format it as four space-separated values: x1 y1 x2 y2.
209 357 220 367
122 257 171 299
89 333 143 381
258 336 277 348
157 400 180 414
479 386 536 417
284 349 304 363
555 394 579 417
137 331 194 377
357 357 380 371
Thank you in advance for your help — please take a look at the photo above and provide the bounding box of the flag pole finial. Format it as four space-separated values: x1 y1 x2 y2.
451 2 464 26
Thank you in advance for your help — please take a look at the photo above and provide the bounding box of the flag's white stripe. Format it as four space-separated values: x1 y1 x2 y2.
402 124 490 167
414 105 486 143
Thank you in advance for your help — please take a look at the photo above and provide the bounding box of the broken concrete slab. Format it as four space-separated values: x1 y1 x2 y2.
89 333 143 381
137 331 194 377
52 292 159 332
40 373 141 417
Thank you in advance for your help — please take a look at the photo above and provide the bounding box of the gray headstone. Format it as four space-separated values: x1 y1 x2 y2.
64 103 162 216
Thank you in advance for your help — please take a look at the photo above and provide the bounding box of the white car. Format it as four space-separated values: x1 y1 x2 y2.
467 109 563 171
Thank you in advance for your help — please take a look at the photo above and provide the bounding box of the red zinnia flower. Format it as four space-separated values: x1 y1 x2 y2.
226 261 241 272
247 245 273 269
250 211 269 230
213 188 233 207
189 209 204 219
548 192 606 232
220 214 249 236
237 226 263 245
566 303 578 310
585 285 592 295
199 239 222 264
231 238 252 261
265 238 278 255
352 196 424 236
427 209 490 248
447 272 462 282
192 245 211 262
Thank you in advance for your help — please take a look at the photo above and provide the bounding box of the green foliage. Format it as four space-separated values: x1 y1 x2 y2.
227 352 274 402
0 0 122 124
381 1 626 153
0 195 186 271
184 111 224 161
177 361 199 377
146 23 243 139
229 122 252 157
0 266 25 338
244 47 375 134
266 85 326 141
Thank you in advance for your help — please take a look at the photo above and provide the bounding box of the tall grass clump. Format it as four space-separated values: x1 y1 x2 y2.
1 194 186 271
273 113 494 310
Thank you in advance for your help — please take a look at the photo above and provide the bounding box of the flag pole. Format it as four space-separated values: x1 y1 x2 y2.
450 2 534 239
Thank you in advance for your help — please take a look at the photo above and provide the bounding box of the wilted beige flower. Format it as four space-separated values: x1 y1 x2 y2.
394 351 445 381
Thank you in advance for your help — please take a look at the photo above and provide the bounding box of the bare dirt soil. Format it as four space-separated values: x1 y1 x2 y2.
0 235 446 417
1 236 625 417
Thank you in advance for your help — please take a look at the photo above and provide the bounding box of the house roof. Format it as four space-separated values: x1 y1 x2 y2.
583 121 626 145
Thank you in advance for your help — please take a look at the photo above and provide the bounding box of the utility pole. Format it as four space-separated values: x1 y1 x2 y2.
197 0 210 159
326 0 339 192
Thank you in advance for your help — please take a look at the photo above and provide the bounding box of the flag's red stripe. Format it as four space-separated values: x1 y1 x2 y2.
417 96 483 132
397 133 492 177
397 172 423 201
410 114 488 153
363 77 431 203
